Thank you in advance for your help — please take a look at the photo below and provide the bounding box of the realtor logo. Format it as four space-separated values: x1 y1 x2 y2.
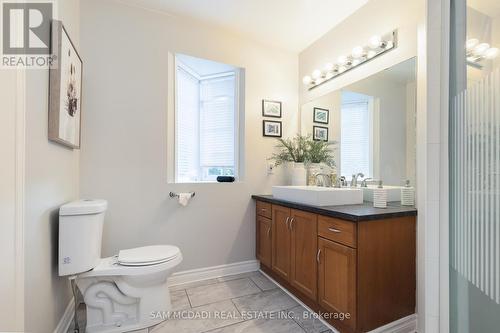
2 1 54 67
2 2 52 54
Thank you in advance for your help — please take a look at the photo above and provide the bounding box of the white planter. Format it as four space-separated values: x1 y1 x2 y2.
291 162 307 186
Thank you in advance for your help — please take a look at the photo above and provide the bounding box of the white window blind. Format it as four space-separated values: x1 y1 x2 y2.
200 75 235 169
341 101 371 179
175 60 237 182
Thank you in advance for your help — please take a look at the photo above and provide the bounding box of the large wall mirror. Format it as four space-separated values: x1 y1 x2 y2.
300 57 417 187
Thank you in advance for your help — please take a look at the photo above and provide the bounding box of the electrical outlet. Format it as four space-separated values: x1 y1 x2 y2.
267 162 274 175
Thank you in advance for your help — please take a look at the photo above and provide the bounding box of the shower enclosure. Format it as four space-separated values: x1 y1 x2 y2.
449 0 500 331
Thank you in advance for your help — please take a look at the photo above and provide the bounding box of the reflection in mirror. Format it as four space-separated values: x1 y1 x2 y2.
300 57 416 187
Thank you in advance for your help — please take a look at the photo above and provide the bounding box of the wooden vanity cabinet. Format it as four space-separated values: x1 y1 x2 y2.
318 237 357 331
289 209 318 300
271 205 291 280
255 200 416 333
256 215 272 267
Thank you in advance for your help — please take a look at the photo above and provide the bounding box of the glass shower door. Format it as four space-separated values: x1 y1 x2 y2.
449 0 500 331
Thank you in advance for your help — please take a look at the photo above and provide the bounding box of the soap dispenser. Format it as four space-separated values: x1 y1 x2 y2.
373 181 387 208
401 180 415 206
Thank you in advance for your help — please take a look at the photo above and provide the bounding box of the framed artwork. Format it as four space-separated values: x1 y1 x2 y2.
262 100 282 118
313 126 329 141
263 120 282 137
313 107 329 124
48 20 83 149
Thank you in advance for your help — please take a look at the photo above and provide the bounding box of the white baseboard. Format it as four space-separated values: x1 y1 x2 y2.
369 314 417 333
167 260 260 287
54 298 75 333
259 270 417 333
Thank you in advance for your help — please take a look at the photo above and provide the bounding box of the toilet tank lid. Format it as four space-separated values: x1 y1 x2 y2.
60 199 108 216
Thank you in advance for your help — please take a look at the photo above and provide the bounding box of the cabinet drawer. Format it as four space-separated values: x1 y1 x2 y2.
318 216 357 248
256 201 272 218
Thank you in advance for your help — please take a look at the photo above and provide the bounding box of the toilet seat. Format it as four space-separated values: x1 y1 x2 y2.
78 245 182 278
118 245 179 266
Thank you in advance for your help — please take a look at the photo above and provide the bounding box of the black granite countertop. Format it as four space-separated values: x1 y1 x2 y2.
252 194 417 222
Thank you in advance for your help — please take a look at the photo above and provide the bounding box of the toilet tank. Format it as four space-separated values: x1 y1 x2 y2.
58 199 108 276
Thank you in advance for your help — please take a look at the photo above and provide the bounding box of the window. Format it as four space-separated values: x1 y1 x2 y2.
340 91 373 179
175 54 240 183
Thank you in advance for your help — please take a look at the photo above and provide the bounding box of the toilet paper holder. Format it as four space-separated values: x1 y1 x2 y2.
169 192 195 199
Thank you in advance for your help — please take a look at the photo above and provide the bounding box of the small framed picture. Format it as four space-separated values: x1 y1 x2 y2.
313 126 329 141
262 100 282 118
263 120 282 137
313 107 329 124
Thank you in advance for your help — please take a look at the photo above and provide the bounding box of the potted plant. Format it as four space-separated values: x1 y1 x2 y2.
269 134 309 185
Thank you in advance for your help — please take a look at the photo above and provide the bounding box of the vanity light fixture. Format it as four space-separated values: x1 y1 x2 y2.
303 30 398 90
466 38 499 69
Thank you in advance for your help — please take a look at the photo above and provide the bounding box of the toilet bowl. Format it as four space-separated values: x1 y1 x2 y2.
58 200 182 333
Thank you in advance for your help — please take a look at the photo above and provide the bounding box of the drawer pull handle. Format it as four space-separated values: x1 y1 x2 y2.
285 216 290 228
317 249 322 263
261 208 266 212
267 226 271 238
289 217 295 230
328 227 341 233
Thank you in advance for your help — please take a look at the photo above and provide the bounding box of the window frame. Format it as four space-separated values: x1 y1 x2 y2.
168 53 243 184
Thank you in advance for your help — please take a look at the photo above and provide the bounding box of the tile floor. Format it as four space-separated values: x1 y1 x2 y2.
69 271 333 333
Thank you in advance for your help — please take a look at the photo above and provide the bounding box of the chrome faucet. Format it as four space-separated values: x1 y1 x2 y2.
361 177 373 187
315 173 332 187
350 173 365 187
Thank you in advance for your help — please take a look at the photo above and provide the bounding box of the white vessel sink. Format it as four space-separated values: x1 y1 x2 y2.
272 186 363 207
361 185 403 202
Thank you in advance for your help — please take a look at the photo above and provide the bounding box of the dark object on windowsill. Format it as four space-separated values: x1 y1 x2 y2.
217 176 235 183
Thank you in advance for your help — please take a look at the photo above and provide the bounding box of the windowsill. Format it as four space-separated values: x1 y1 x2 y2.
168 180 243 185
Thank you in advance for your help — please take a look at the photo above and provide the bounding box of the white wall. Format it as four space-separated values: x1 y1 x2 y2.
23 1 81 332
0 65 22 332
79 0 298 271
299 0 423 104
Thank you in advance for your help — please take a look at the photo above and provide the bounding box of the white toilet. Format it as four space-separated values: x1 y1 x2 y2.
58 199 182 333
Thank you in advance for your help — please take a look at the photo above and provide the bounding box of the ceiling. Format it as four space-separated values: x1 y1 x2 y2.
120 0 369 52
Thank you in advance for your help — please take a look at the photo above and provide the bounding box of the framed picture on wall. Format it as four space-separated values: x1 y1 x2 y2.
313 126 329 141
263 120 282 137
313 107 329 124
262 100 282 118
48 20 83 149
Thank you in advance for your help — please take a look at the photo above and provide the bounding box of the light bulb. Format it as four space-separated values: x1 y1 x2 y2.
385 41 394 49
302 76 312 85
367 50 377 59
324 62 334 72
466 38 479 51
484 47 499 59
352 46 364 58
473 43 490 56
338 66 346 73
352 59 361 66
370 35 382 48
337 55 347 65
312 69 321 79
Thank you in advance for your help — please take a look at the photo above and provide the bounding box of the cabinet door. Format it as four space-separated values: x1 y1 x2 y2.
290 209 318 300
257 216 272 267
318 237 357 330
271 205 291 280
